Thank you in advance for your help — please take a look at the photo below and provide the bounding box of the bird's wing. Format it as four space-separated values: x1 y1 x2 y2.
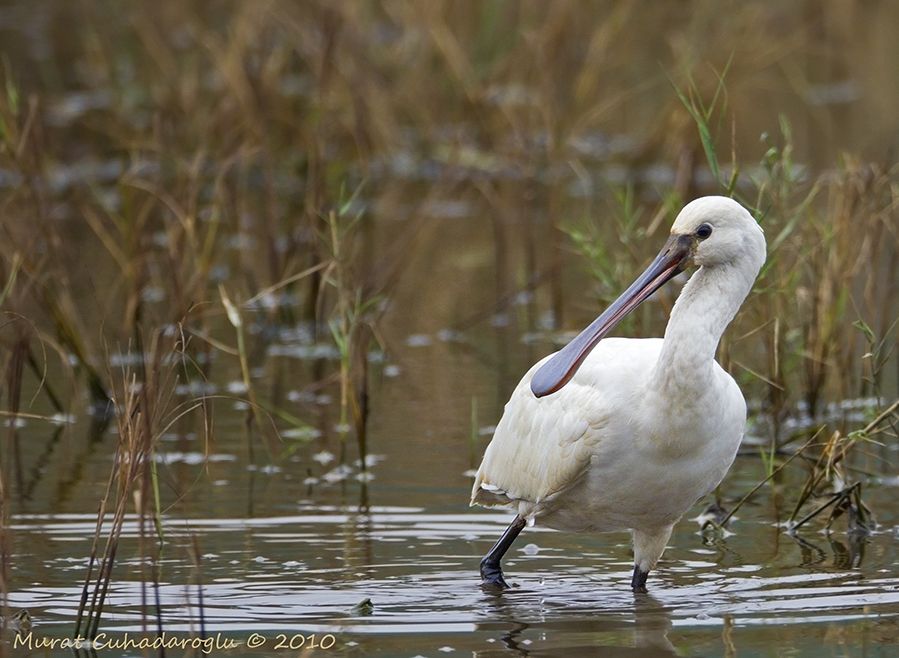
471 355 613 508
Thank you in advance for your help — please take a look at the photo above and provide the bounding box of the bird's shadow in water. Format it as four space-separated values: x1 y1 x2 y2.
474 583 678 657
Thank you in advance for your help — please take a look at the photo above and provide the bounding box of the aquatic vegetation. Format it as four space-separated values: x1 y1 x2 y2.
71 326 221 637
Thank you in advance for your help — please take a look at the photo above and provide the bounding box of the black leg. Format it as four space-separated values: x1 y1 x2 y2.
480 515 527 588
631 565 649 593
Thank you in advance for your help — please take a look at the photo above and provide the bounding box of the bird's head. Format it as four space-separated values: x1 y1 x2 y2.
670 196 766 271
529 196 766 398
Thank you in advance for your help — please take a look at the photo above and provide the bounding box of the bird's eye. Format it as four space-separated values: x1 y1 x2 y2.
696 224 713 240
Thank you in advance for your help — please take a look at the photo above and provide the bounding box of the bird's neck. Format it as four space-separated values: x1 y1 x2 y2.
652 262 755 394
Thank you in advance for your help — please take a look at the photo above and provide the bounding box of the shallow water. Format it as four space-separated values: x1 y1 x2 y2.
7 339 899 657
5 257 899 654
7 495 899 657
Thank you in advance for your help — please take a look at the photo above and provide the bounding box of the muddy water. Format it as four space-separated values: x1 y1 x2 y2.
7 502 899 655
6 305 899 657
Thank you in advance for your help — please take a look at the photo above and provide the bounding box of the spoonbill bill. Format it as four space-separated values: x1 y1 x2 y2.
471 196 766 592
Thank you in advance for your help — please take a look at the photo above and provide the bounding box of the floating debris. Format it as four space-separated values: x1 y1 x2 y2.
226 380 249 395
11 609 32 634
436 328 462 342
322 464 354 483
353 454 384 469
155 452 236 466
312 451 336 465
276 325 315 343
281 427 322 441
140 287 166 303
404 334 432 347
423 199 471 219
287 390 334 405
175 381 218 396
349 598 374 616
247 464 281 475
513 291 535 306
268 343 340 360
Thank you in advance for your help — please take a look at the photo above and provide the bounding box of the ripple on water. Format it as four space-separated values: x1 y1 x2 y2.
8 507 899 647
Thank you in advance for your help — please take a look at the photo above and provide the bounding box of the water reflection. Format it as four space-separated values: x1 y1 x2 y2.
476 591 677 657
6 506 899 656
791 532 867 571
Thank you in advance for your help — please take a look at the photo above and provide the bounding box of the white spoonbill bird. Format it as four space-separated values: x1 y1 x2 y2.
471 196 766 592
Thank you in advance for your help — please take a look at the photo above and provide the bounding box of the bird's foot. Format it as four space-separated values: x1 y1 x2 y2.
631 565 649 593
480 557 510 589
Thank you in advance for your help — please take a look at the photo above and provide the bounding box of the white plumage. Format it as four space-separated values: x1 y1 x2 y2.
471 196 766 591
